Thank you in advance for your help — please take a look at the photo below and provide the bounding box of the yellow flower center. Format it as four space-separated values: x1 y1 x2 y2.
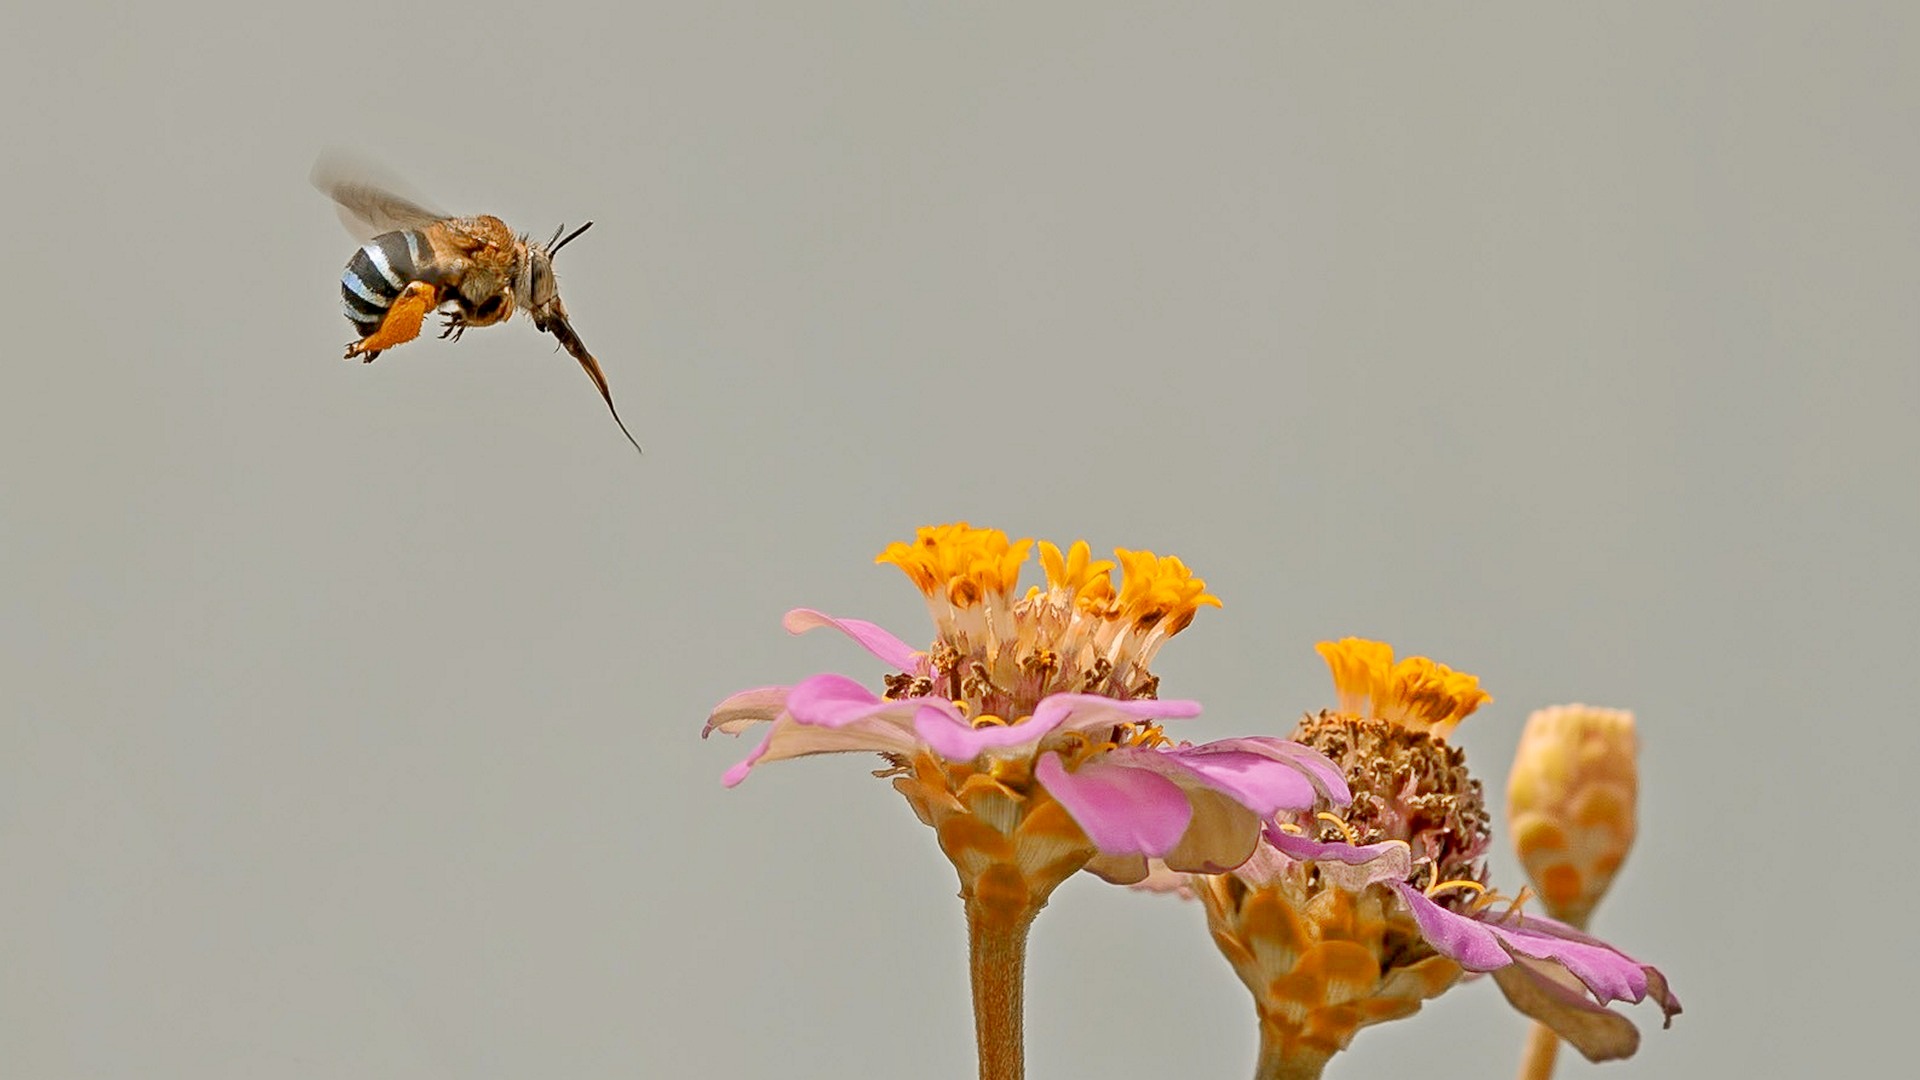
1315 637 1490 739
874 523 1220 715
877 525 1219 632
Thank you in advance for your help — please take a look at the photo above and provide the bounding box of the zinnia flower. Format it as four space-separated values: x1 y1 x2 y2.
1163 639 1677 1079
705 524 1349 1080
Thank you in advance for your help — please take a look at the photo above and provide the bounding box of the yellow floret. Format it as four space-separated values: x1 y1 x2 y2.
1111 548 1222 634
1315 637 1489 739
1038 540 1116 607
877 522 1033 606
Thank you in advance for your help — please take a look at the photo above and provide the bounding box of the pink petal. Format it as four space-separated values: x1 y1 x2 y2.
910 693 1203 762
1479 913 1677 1022
1494 921 1665 1009
1390 882 1512 970
1191 737 1352 805
1036 693 1202 737
1036 752 1191 857
783 608 924 672
910 703 1037 760
1137 745 1324 815
704 686 791 738
721 734 772 787
785 673 928 728
1390 883 1681 1026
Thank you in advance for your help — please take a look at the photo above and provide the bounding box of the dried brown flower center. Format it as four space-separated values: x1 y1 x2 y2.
1288 710 1492 905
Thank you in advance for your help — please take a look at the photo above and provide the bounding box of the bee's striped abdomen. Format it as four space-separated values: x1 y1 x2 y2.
340 230 427 335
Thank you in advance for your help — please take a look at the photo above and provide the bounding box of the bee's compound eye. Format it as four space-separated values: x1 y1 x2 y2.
475 296 507 321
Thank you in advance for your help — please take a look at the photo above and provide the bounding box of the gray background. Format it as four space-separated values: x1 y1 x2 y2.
3 2 1914 1077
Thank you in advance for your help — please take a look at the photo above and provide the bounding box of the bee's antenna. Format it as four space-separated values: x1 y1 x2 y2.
545 223 567 249
549 220 594 256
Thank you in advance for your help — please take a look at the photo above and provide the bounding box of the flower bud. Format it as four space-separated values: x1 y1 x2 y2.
1505 704 1638 928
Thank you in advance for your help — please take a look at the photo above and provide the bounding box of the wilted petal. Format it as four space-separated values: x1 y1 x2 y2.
1389 881 1680 1049
721 713 921 788
1122 859 1193 894
1492 954 1642 1062
1085 852 1153 886
704 686 790 738
1496 919 1673 1014
782 608 925 672
1159 782 1261 873
1224 841 1291 885
1265 831 1415 891
1035 752 1190 857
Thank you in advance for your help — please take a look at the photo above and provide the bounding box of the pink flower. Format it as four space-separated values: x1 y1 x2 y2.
707 607 1348 876
705 525 1354 1080
1261 826 1680 1062
1163 638 1679 1077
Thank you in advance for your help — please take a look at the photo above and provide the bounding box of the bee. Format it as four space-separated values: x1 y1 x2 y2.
312 156 642 454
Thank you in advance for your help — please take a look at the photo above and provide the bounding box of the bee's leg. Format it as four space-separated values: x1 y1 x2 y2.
438 310 468 343
345 281 440 362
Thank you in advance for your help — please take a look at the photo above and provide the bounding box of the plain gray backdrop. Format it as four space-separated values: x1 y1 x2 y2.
4 3 1915 1077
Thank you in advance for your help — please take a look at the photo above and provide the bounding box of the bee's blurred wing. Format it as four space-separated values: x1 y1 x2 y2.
544 314 643 455
310 151 448 239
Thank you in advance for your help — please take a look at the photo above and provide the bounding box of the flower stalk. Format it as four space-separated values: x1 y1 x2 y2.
927 764 1090 1080
965 893 1036 1080
1518 1022 1562 1080
1252 1027 1330 1080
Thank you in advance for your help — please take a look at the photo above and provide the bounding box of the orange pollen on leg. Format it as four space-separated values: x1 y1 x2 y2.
357 281 439 353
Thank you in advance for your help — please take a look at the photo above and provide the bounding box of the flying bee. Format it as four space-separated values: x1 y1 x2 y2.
312 156 642 454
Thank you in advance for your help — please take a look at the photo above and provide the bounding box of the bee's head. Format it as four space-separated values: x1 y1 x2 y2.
521 221 592 324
